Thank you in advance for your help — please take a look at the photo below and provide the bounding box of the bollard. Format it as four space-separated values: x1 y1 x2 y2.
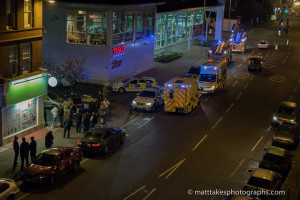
286 39 289 46
275 44 278 50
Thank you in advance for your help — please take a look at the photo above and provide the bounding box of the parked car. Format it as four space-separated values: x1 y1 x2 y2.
248 56 263 72
131 86 164 112
21 147 82 185
56 77 72 87
111 77 157 93
77 126 126 155
272 122 299 150
44 92 64 108
259 146 292 177
258 40 268 49
244 168 283 199
0 179 19 200
271 101 299 127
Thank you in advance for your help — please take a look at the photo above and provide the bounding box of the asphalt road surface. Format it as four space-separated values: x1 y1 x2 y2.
16 17 300 200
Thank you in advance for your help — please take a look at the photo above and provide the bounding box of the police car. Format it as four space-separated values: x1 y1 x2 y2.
111 77 157 93
131 86 164 112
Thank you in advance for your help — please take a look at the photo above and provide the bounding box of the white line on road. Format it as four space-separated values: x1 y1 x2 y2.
232 80 238 87
232 69 236 74
138 116 155 129
289 85 298 101
237 64 241 68
121 113 143 128
143 188 157 200
212 117 223 130
250 75 254 81
236 92 243 100
123 185 146 200
159 159 186 179
243 59 247 62
193 135 208 151
80 158 89 164
226 103 235 113
251 136 264 152
267 125 272 132
244 82 249 90
229 159 245 178
227 75 231 80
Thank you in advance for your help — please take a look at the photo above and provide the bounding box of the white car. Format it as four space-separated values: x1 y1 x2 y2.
0 179 19 200
44 92 64 108
258 40 268 49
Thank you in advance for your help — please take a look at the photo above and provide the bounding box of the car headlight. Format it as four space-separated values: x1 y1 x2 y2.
145 103 152 106
210 86 215 90
132 100 136 104
290 119 294 122
273 116 277 121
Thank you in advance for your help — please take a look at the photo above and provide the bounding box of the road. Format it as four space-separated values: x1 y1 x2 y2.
16 17 300 200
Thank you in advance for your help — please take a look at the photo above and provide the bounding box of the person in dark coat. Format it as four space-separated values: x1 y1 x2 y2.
63 115 73 138
20 137 30 170
29 137 37 162
75 108 83 133
44 108 48 126
58 104 64 128
13 136 19 167
45 131 54 148
90 112 98 128
82 112 90 134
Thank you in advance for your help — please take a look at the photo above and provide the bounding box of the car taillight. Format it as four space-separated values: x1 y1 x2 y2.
77 142 82 146
92 143 100 147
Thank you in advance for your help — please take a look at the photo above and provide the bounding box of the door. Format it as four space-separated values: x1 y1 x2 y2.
57 153 68 175
126 80 138 92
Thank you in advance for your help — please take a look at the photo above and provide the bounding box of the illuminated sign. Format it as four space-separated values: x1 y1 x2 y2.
89 15 100 19
111 60 123 69
112 46 125 54
11 74 45 88
48 77 58 87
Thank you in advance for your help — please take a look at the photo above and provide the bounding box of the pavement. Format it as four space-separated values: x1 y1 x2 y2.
0 22 299 199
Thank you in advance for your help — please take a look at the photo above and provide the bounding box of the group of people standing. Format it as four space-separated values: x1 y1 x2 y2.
13 136 37 170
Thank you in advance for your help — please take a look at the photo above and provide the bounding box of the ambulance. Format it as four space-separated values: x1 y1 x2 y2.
164 74 201 114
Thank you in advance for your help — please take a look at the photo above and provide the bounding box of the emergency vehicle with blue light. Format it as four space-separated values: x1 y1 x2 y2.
164 74 201 114
208 40 232 63
231 32 247 53
111 77 157 93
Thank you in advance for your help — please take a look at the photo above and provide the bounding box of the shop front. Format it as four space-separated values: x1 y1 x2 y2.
0 72 47 146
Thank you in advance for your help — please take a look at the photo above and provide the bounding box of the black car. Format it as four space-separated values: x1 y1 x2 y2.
77 126 125 154
259 146 292 177
248 56 263 72
272 122 299 150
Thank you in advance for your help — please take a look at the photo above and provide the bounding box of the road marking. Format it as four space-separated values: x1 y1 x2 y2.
251 136 264 152
226 103 235 113
16 193 32 200
269 75 286 83
243 59 247 62
229 159 245 178
250 74 254 81
159 158 186 179
289 85 298 101
212 117 223 130
244 82 249 90
123 185 146 200
143 188 156 200
193 135 207 151
237 64 241 69
204 97 209 102
80 158 89 164
232 69 236 74
267 125 272 132
227 75 231 80
232 80 238 87
121 113 143 128
236 92 243 100
138 116 155 129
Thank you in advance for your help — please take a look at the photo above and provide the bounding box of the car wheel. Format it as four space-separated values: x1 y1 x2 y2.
120 134 125 144
104 144 109 155
49 175 56 185
118 87 125 93
7 194 15 200
73 161 80 171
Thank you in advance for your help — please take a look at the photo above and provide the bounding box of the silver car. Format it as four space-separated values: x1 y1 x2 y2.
272 101 298 127
0 178 19 200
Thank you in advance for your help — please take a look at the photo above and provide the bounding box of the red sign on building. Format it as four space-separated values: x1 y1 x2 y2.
89 15 100 19
111 59 123 69
112 46 125 54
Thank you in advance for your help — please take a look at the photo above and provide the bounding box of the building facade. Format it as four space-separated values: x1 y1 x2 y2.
0 0 47 146
43 2 159 84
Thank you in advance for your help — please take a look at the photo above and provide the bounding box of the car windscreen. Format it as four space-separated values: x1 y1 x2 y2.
199 74 217 82
263 153 285 164
247 176 271 189
48 92 58 100
259 41 267 44
33 153 57 166
139 91 156 98
85 131 103 138
122 78 131 83
278 106 295 115
249 58 262 64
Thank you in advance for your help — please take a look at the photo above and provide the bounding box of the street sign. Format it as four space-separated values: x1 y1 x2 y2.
199 36 206 41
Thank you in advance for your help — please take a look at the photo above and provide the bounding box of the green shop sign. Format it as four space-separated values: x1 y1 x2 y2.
6 73 47 106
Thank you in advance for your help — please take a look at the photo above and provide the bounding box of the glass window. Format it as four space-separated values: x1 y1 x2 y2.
67 10 107 46
0 183 9 193
6 0 16 29
124 11 134 42
22 43 31 72
24 0 32 28
113 11 124 45
9 45 18 76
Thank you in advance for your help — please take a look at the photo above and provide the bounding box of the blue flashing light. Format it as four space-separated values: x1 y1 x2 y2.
167 84 173 88
217 40 222 44
189 85 192 87
231 30 234 33
181 85 186 88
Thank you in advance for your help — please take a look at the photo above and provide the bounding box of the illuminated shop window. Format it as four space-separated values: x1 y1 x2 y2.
9 45 18 76
67 10 107 45
24 0 32 28
2 98 37 138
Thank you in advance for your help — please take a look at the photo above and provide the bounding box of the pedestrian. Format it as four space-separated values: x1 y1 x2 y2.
99 100 106 117
82 112 90 134
90 112 98 128
13 136 19 167
100 117 107 126
75 108 83 133
45 131 54 148
63 100 70 119
103 97 110 116
29 137 37 162
96 90 103 111
51 105 59 128
58 104 64 128
44 108 48 127
20 137 30 170
63 115 73 138
103 83 110 98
